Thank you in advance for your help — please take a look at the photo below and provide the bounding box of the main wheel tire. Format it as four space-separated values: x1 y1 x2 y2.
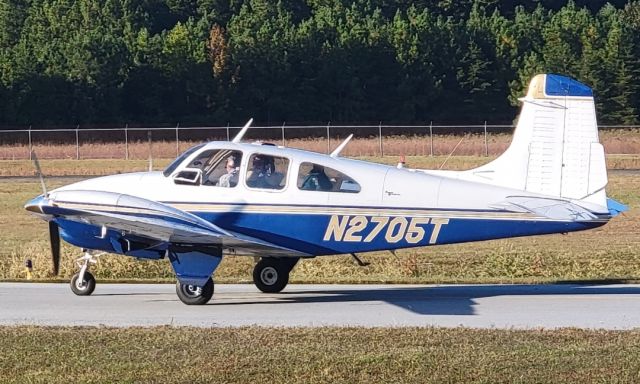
253 258 290 293
70 272 96 296
176 277 214 305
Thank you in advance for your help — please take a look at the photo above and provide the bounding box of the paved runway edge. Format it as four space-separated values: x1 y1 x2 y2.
1 283 639 329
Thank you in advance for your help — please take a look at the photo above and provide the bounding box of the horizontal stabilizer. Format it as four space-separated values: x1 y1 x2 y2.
607 198 628 217
492 196 599 222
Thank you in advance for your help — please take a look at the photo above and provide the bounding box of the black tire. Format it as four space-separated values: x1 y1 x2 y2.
70 272 96 296
176 278 214 305
253 258 291 293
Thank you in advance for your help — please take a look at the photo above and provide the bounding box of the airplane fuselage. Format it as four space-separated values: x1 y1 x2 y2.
43 142 607 259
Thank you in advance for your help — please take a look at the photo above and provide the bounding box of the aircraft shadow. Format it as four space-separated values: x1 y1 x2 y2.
93 292 168 297
208 284 640 316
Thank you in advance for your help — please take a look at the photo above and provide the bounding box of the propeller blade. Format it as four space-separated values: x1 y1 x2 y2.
49 221 60 275
31 150 48 197
231 118 253 143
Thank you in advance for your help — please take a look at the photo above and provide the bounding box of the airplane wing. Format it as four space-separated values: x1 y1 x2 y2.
27 190 308 257
491 196 600 221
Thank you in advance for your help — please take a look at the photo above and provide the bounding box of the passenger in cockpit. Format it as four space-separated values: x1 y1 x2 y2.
301 164 332 191
247 155 284 189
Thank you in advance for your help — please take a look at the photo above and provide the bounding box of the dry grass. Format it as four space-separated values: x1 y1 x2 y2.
1 169 638 283
1 154 639 178
0 159 172 177
1 326 640 383
1 129 639 160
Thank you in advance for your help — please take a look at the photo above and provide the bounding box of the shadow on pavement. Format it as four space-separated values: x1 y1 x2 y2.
207 283 640 316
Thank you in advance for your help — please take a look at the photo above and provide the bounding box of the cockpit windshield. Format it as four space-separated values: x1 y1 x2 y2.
162 143 206 177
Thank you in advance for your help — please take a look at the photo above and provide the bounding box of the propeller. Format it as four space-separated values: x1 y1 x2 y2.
32 150 60 275
49 221 61 275
31 150 48 197
231 118 253 143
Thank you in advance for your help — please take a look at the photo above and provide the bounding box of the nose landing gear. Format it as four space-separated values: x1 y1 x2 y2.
70 250 101 296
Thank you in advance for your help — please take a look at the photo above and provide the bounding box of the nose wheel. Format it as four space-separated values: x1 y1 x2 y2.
253 257 299 293
70 271 96 296
69 250 100 296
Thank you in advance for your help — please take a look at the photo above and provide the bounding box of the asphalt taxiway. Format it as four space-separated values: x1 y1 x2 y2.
1 283 639 329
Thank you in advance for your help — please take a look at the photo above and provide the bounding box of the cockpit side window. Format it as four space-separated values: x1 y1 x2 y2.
197 149 243 188
245 154 289 190
297 162 361 193
163 143 205 177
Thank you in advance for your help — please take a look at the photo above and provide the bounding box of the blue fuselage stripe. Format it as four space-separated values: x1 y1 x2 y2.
193 211 604 255
52 205 606 256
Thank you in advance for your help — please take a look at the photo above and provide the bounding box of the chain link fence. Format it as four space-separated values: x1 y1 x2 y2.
0 123 637 160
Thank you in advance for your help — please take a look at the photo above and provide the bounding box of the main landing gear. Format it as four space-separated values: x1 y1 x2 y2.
176 278 214 305
252 257 299 293
70 250 100 296
66 251 297 304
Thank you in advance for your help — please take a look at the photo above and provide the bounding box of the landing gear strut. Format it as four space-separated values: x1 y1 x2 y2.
253 257 299 293
70 250 100 296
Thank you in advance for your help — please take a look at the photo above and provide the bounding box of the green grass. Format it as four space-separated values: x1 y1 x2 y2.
1 169 638 284
0 326 639 383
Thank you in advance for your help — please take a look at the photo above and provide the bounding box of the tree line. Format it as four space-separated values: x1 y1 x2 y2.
0 0 639 126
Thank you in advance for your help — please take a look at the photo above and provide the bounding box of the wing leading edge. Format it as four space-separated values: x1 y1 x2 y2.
25 190 308 257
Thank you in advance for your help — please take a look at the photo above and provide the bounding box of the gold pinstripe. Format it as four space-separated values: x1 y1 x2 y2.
168 203 545 221
51 201 608 223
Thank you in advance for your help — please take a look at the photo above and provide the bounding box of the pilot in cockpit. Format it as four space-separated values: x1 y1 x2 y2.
218 156 239 187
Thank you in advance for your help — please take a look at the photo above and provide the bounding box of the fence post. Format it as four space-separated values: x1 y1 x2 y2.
124 124 129 160
28 125 32 160
483 120 488 157
75 124 80 160
175 123 180 157
281 122 286 147
429 121 433 157
226 122 230 141
326 122 331 154
148 130 153 171
378 121 383 157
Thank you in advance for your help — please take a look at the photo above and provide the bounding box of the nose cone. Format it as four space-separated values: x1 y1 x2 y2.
24 194 47 214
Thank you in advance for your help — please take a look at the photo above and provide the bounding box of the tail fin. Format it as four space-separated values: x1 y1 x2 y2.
468 74 608 209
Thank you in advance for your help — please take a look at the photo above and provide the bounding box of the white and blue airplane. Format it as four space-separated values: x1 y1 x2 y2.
25 74 627 305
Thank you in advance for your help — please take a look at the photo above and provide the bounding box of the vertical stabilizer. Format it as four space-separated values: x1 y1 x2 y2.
467 74 608 209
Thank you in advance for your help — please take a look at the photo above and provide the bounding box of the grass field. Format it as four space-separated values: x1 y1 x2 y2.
0 326 639 383
1 157 638 284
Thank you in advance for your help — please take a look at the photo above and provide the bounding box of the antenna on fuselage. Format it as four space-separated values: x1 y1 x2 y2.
231 118 254 143
330 134 353 158
438 136 465 170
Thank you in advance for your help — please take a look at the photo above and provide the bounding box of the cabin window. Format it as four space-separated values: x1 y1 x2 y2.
297 162 361 193
245 154 289 190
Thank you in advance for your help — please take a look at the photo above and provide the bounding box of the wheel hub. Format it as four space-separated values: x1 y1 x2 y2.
260 266 278 285
184 285 202 297
75 279 87 290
